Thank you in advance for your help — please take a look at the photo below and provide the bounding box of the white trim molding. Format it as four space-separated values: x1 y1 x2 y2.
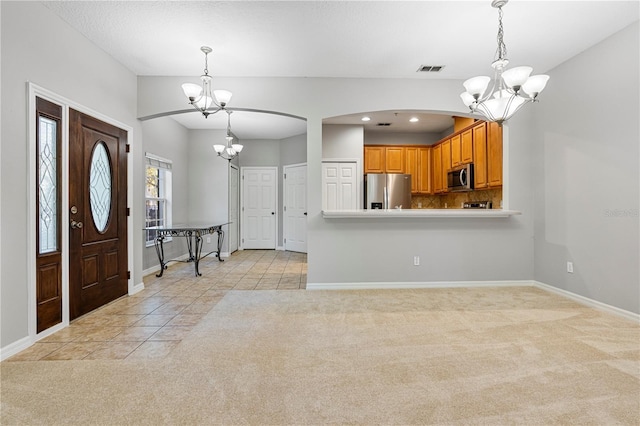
306 280 533 290
533 281 639 323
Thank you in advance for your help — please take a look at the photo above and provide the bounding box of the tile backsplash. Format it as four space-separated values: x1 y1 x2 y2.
411 188 502 209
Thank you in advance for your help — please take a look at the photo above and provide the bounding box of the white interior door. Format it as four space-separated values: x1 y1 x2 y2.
242 167 277 249
228 164 239 254
322 161 358 210
284 164 307 253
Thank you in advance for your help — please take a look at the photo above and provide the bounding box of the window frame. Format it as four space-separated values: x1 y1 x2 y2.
145 154 172 247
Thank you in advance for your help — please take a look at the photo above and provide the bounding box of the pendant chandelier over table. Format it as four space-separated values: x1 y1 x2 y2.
181 46 243 161
460 0 549 125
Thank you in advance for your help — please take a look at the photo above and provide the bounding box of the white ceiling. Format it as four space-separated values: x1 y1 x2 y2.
42 1 639 138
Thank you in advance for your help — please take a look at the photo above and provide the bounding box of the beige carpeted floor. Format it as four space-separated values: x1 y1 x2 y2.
2 286 639 425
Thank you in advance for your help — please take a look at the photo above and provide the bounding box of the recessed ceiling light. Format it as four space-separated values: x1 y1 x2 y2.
361 116 371 122
409 117 419 123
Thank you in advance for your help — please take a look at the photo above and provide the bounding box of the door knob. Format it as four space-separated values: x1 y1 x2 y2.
304 212 307 216
70 220 83 229
271 212 275 215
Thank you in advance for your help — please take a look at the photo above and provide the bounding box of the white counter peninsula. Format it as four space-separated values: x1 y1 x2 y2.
322 209 521 219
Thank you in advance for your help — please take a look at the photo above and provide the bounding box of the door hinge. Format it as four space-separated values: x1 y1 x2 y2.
284 238 286 243
284 206 287 212
127 271 131 280
284 173 287 179
126 207 130 216
126 144 130 153
242 238 244 243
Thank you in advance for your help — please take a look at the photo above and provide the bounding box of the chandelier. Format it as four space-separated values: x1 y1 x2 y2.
460 0 549 125
182 46 243 161
213 110 243 161
181 46 233 118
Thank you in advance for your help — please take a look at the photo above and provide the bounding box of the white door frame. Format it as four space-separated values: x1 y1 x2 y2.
228 164 239 254
24 83 135 347
240 166 278 250
283 162 307 253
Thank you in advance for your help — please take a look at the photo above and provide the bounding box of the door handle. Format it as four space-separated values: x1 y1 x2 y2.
70 220 83 229
271 212 275 215
304 212 307 216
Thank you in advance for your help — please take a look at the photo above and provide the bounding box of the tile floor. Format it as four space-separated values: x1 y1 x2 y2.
7 250 307 362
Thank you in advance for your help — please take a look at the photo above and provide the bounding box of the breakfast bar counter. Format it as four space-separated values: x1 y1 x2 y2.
322 209 521 219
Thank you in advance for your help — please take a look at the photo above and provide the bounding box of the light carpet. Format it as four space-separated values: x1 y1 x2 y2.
2 287 639 425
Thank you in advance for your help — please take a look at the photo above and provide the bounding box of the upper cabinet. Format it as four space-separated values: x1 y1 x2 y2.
450 134 461 167
385 147 405 173
364 146 385 173
461 128 473 164
432 144 444 194
487 122 503 187
364 145 432 194
473 122 488 189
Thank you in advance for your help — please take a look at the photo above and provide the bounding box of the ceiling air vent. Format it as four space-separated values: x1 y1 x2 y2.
377 123 392 127
417 65 444 72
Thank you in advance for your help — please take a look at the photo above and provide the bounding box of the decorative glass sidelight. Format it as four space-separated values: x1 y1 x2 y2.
89 142 112 232
38 116 58 253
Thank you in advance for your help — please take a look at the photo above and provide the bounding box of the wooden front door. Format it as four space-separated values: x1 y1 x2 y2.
69 109 128 320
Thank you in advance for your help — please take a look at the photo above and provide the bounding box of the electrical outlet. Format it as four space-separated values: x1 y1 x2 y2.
413 256 420 266
206 237 211 244
567 261 574 273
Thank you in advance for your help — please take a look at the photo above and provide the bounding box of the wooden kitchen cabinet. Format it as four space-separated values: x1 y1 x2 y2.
432 144 444 193
450 135 462 167
405 147 419 193
472 122 488 189
461 128 473 164
364 146 385 173
487 122 503 187
441 139 451 192
385 147 405 173
418 147 432 194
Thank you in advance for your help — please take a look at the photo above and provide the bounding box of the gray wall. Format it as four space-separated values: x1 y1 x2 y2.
322 125 364 160
137 76 534 291
1 1 142 349
142 117 189 271
187 129 232 255
532 22 639 313
364 132 442 146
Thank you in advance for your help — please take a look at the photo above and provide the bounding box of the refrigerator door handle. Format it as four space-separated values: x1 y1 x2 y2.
383 186 388 209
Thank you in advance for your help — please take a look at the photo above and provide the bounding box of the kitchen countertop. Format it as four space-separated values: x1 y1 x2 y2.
322 209 521 218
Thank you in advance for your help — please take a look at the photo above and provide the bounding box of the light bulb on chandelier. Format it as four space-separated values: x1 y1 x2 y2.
460 0 549 125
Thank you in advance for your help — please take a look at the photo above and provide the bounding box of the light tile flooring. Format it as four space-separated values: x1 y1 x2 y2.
7 250 307 362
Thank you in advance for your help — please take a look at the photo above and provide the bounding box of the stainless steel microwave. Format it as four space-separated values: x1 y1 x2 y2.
447 164 474 192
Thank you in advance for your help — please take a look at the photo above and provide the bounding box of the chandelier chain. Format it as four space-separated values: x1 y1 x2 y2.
494 6 507 61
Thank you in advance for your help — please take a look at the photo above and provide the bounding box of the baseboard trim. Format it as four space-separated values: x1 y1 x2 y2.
129 281 145 296
533 280 639 323
0 336 32 362
306 280 534 290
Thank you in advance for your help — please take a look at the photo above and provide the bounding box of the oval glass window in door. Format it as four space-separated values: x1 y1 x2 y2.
89 142 112 232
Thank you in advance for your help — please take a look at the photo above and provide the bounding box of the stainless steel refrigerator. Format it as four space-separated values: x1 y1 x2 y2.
365 173 412 209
